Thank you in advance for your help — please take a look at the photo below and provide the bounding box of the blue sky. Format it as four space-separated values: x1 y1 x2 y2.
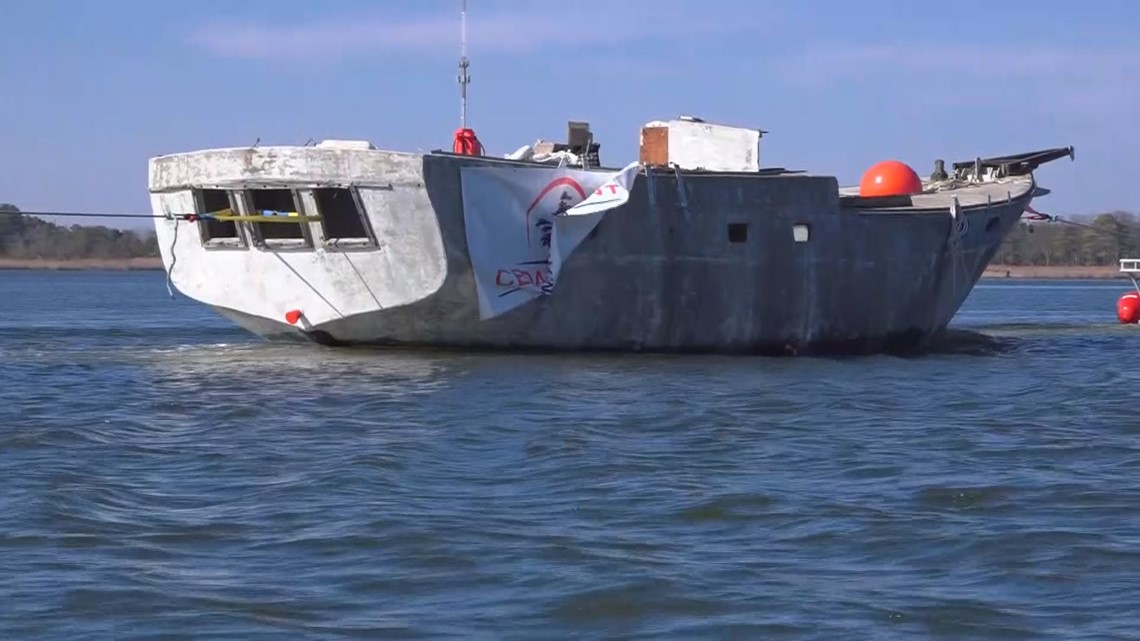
1 0 1137 230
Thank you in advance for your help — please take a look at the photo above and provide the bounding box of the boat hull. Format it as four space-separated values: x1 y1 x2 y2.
150 148 1035 355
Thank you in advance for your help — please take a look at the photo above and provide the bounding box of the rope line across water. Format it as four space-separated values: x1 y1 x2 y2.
0 209 321 224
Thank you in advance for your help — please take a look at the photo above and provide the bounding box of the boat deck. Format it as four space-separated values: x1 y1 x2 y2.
838 176 1035 213
1120 259 1140 294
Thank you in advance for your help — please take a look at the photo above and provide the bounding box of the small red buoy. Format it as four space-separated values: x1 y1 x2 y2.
859 160 924 197
1117 292 1140 324
284 309 303 325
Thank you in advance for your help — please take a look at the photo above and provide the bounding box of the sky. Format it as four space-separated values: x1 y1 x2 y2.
1 0 1137 230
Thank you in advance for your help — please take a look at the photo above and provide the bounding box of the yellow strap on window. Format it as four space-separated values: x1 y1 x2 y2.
203 208 320 223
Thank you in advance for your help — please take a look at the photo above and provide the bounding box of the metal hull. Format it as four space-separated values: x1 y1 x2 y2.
149 148 1039 356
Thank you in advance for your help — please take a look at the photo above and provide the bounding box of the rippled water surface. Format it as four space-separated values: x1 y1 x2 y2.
2 271 1139 640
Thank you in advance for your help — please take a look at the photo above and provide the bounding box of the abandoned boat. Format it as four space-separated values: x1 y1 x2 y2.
1117 258 1140 324
147 117 1075 355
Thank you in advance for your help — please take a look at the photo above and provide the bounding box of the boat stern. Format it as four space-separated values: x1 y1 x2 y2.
147 141 450 332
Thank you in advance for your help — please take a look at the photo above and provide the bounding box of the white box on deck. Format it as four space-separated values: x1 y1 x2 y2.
639 116 763 172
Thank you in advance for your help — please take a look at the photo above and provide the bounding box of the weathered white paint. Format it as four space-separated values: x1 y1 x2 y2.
150 146 447 327
149 145 418 190
641 118 762 172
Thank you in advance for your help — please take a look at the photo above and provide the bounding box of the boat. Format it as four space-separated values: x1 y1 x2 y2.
146 117 1075 355
1117 258 1140 324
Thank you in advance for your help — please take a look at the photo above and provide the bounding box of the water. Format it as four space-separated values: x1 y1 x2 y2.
1 271 1138 640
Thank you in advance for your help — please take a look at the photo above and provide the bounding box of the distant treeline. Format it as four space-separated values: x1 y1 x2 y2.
0 201 1136 266
994 211 1140 266
0 203 158 260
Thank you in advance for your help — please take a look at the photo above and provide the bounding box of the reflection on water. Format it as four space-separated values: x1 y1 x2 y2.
0 272 1138 640
142 342 452 386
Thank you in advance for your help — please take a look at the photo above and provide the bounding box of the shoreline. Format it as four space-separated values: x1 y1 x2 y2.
0 257 164 271
0 258 1126 279
981 264 1122 280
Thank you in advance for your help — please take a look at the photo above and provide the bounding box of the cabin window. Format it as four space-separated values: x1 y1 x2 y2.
314 188 372 246
247 188 308 245
793 223 810 243
193 188 244 247
727 222 748 243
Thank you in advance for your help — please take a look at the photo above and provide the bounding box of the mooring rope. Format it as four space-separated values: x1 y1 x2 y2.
946 196 971 311
165 220 179 298
1023 204 1135 241
673 165 689 212
0 210 167 220
0 209 320 223
0 207 321 300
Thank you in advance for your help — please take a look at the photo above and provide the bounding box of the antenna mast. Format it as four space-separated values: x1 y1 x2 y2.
458 0 470 129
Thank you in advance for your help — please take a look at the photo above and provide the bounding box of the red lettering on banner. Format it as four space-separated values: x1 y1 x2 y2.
594 183 619 196
495 267 551 290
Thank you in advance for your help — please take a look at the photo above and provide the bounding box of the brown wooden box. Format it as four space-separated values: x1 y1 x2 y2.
639 126 670 167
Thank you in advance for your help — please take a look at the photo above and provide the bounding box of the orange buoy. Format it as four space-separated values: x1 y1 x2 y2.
285 309 303 325
1117 292 1140 324
858 160 924 197
452 128 484 156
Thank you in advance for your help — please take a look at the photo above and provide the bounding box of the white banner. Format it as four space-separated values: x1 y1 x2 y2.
460 161 641 319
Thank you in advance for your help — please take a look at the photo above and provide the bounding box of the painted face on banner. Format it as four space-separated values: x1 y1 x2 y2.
523 177 586 249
